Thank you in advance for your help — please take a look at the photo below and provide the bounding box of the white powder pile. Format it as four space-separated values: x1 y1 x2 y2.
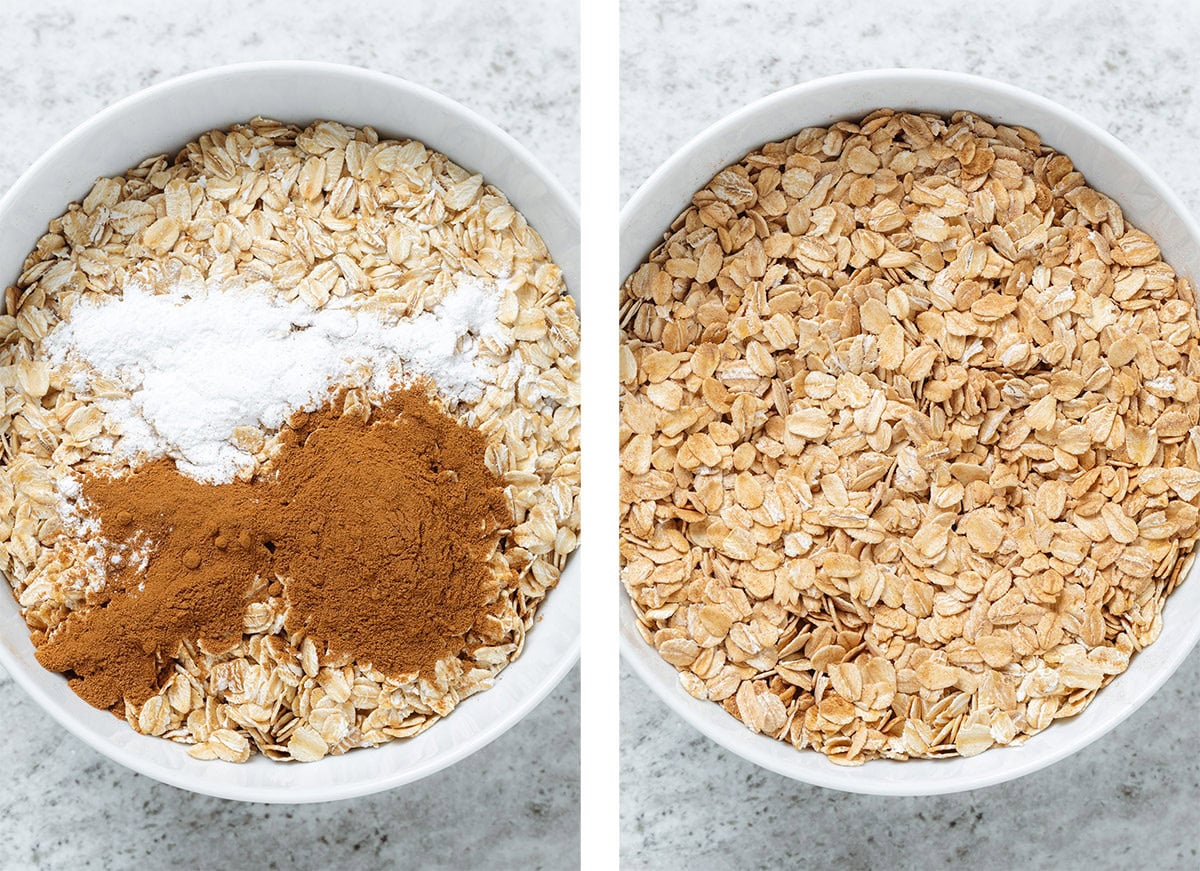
46 277 501 483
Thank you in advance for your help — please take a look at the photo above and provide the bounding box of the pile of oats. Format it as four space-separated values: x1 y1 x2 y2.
0 119 580 762
620 110 1200 763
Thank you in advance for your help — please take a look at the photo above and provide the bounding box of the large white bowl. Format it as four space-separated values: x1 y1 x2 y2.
620 69 1200 796
0 61 580 803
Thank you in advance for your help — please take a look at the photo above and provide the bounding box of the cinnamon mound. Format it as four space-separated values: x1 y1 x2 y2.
36 388 512 710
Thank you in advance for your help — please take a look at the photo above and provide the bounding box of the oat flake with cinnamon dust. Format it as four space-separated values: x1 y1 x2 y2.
1 118 580 763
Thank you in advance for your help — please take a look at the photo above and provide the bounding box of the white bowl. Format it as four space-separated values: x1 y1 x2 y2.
0 61 580 803
620 68 1200 796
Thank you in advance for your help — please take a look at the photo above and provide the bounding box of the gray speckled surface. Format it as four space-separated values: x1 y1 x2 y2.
1 668 579 870
620 0 1198 207
0 1 579 199
621 1 1200 868
0 2 578 869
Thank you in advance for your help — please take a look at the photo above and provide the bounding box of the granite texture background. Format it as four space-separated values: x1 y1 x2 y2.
620 1 1200 868
0 2 579 869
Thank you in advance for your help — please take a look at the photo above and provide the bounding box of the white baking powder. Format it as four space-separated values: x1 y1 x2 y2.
46 276 501 483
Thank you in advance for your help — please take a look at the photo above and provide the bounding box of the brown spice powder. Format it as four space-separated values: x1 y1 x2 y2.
35 387 512 710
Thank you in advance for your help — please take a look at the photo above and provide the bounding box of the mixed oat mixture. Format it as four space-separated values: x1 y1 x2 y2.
620 110 1200 762
0 118 580 762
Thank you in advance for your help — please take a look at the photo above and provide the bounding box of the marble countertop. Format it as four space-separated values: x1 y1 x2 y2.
621 1 1200 868
0 2 578 869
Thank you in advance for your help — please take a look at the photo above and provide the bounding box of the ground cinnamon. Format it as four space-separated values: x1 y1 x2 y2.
35 387 512 711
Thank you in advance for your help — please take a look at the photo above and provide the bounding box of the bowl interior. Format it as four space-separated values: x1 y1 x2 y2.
0 62 580 803
619 69 1200 795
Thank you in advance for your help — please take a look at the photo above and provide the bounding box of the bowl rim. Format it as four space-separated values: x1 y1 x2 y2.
0 59 580 803
618 66 1200 796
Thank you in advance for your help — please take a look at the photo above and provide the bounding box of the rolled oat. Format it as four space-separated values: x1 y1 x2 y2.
620 109 1200 763
1 118 581 762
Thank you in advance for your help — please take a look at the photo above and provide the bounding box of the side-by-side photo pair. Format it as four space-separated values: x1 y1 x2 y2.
1 1 1197 869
